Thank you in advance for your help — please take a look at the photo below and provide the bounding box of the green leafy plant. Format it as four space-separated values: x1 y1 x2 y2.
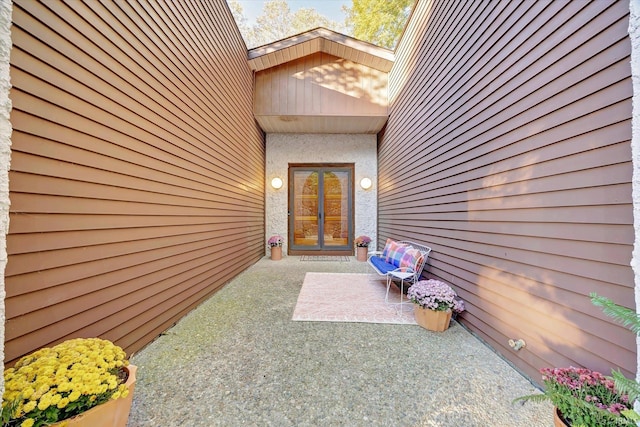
591 292 640 423
515 366 633 426
1 338 130 427
514 293 640 426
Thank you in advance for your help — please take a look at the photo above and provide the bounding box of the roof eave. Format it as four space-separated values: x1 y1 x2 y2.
247 27 394 72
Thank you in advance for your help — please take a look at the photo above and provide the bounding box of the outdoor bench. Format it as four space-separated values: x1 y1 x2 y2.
367 239 432 304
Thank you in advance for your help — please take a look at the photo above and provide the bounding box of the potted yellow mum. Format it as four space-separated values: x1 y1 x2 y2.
1 338 137 427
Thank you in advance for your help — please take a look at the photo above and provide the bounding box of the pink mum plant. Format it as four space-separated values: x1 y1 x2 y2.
354 235 371 248
267 235 284 247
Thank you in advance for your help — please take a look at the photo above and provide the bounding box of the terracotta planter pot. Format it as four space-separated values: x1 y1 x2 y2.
52 364 137 427
356 246 368 262
553 407 570 427
270 245 282 260
414 306 452 331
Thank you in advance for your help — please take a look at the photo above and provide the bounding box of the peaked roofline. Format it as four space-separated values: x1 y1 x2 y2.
247 27 395 72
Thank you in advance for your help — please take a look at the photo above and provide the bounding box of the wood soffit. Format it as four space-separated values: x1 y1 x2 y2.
247 27 395 73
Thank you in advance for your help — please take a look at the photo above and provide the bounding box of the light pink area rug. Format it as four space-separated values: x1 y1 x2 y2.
292 272 417 324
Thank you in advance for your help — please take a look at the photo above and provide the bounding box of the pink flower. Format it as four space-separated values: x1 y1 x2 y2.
407 280 465 313
354 235 371 247
538 366 632 426
267 235 284 247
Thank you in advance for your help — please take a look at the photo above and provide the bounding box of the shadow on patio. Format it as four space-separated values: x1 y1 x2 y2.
127 257 552 427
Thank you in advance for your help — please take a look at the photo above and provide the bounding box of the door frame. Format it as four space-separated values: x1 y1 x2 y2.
288 163 354 256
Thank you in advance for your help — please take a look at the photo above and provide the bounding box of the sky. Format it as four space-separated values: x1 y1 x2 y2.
235 0 349 25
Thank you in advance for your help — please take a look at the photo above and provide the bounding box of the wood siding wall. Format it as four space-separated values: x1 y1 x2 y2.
254 52 388 133
6 0 265 366
381 0 634 382
255 52 388 116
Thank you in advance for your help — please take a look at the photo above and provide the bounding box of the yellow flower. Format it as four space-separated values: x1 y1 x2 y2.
4 391 19 403
57 397 69 409
21 387 35 400
68 391 81 402
35 384 50 396
50 393 62 405
36 397 50 411
23 400 36 413
18 366 34 382
3 338 130 426
20 418 34 427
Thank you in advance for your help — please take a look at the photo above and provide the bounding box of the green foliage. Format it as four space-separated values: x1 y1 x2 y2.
228 0 249 36
228 0 414 49
514 292 640 426
230 0 343 48
622 408 640 422
611 369 640 404
514 366 634 427
0 400 19 426
343 0 415 49
590 292 640 423
590 292 640 335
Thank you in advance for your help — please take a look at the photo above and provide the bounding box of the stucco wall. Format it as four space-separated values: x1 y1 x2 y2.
0 0 11 389
0 0 10 390
629 0 640 385
266 133 377 255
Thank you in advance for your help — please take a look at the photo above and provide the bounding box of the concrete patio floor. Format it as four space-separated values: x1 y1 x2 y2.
127 256 552 426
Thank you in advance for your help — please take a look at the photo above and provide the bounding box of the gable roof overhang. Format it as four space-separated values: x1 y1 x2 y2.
248 27 395 73
248 28 394 134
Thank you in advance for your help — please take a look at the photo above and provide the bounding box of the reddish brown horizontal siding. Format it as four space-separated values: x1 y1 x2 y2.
381 0 634 383
6 0 265 366
254 52 388 116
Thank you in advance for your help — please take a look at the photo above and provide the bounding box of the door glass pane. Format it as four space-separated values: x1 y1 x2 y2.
292 171 319 247
323 171 349 247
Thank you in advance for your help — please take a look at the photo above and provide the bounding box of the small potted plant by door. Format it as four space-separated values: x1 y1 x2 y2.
407 279 465 331
268 235 284 260
2 337 137 427
354 235 371 262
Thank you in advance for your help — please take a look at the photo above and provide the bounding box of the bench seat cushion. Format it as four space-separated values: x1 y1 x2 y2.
369 255 398 275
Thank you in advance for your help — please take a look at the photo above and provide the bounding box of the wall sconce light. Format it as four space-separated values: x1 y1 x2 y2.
271 177 283 189
360 177 372 190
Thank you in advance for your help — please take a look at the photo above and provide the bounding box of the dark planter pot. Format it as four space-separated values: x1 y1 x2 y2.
553 407 570 427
